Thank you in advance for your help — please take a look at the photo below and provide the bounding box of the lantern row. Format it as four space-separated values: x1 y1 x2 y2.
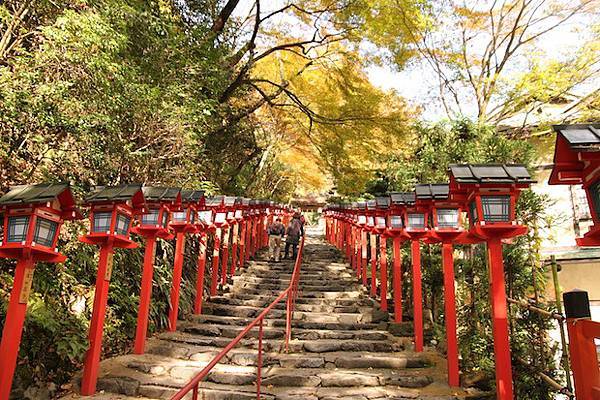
0 184 295 399
323 163 534 400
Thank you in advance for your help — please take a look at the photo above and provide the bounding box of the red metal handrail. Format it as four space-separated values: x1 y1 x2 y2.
170 236 306 400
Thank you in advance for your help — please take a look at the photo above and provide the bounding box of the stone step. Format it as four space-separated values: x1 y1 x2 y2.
157 331 407 353
201 303 373 323
203 299 363 313
242 270 356 280
91 354 434 398
233 281 361 292
133 381 460 400
232 275 359 287
189 312 389 332
179 321 393 342
145 339 428 369
224 289 364 299
210 295 375 308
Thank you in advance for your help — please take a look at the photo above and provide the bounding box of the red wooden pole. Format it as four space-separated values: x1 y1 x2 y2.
168 232 186 332
370 233 378 297
361 230 368 287
442 242 459 387
230 223 239 276
0 256 35 400
238 220 246 268
134 236 157 354
411 240 423 352
379 236 388 311
81 242 114 395
392 237 402 323
194 232 208 314
210 227 222 296
487 238 514 400
220 227 230 285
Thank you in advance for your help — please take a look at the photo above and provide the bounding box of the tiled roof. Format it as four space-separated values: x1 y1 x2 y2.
415 184 449 200
85 184 143 203
375 196 391 208
449 164 533 184
553 124 600 148
181 189 204 203
0 183 70 205
142 187 181 202
389 192 416 205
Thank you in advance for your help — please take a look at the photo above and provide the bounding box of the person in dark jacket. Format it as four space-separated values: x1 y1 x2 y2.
284 213 303 260
267 217 285 262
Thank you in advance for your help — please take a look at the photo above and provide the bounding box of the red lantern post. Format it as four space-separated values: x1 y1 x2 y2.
374 196 390 310
79 184 146 395
0 184 81 400
416 183 464 387
195 204 213 314
131 187 182 354
403 191 428 353
220 196 238 285
449 163 533 400
207 196 228 296
385 193 411 324
365 200 378 296
167 189 203 332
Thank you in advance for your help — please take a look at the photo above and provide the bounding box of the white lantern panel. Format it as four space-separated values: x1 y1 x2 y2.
7 216 30 243
215 212 227 224
436 208 459 228
93 212 112 233
171 211 187 222
141 209 160 225
115 213 131 236
407 213 425 229
198 210 213 224
33 217 58 247
481 196 510 222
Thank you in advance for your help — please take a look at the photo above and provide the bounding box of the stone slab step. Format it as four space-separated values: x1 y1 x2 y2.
224 289 364 299
157 331 407 353
205 315 386 332
201 303 370 323
211 295 375 308
179 321 393 341
145 339 428 369
233 282 361 292
206 298 362 313
233 274 359 288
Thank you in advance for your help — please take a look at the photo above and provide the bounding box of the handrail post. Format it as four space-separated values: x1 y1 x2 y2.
563 289 600 399
257 317 263 399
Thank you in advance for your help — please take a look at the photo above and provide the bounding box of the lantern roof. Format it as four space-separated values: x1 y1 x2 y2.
389 192 416 205
356 201 367 210
180 189 204 204
415 184 449 200
241 198 251 206
375 196 390 209
206 195 224 207
85 184 146 213
223 196 236 207
142 186 181 202
549 124 600 185
366 200 377 210
553 123 600 148
0 183 82 219
448 164 533 185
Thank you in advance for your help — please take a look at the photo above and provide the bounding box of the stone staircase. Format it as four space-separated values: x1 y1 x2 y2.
63 235 474 400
